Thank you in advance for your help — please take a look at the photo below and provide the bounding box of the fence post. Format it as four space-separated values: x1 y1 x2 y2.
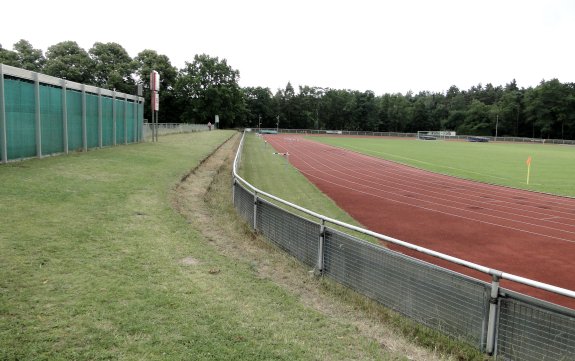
81 84 87 152
124 94 128 144
97 88 102 148
61 79 68 154
0 64 7 163
253 191 258 230
317 219 326 274
486 273 501 355
112 91 116 145
232 178 236 206
34 72 42 158
133 99 136 143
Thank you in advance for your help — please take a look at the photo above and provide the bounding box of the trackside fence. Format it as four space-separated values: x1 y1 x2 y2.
259 128 575 145
143 123 210 139
0 64 144 163
232 131 575 360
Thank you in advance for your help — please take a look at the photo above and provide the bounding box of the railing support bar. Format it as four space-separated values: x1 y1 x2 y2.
486 273 501 355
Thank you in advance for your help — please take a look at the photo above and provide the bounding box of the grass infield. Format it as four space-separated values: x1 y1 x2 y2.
309 136 575 198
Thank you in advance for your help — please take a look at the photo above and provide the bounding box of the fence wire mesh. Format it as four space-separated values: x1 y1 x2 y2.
232 133 575 360
256 199 320 268
234 182 254 227
323 228 489 348
496 295 575 360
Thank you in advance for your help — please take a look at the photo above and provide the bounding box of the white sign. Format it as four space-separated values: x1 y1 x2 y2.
215 115 219 123
150 70 160 92
154 93 159 111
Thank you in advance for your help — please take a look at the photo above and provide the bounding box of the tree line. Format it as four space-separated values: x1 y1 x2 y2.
2 39 574 139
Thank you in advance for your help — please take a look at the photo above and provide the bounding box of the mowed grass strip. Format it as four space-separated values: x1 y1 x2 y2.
238 133 374 241
310 136 575 197
0 131 390 361
239 133 367 223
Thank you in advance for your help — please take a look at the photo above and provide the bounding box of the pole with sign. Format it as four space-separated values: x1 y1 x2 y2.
150 70 160 142
215 115 219 129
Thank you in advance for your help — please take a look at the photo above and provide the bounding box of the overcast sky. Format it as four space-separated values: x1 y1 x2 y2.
2 0 574 95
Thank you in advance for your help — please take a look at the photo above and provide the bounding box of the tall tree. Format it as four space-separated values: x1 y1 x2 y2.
460 99 491 135
243 86 275 128
175 54 244 127
89 42 136 93
13 40 45 72
134 49 178 122
0 44 19 67
44 41 94 84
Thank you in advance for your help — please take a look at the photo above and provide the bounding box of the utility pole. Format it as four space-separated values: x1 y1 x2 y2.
495 113 499 141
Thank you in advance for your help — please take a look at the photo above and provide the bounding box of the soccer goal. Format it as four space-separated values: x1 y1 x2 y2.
416 131 456 141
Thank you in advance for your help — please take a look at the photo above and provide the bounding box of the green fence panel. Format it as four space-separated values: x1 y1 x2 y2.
5 78 36 160
102 96 113 146
2 68 142 161
40 84 64 155
66 89 83 151
126 100 135 143
115 98 125 144
136 102 144 142
86 93 98 148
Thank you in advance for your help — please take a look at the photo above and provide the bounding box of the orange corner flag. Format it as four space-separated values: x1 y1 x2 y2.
526 156 532 184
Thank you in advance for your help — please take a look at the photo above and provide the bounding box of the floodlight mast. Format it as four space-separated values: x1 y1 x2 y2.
258 115 261 133
495 113 499 141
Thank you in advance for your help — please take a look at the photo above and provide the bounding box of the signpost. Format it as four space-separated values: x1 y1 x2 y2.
150 70 160 142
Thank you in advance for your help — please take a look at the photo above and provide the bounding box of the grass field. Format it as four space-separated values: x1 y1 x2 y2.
1 131 409 361
309 136 575 197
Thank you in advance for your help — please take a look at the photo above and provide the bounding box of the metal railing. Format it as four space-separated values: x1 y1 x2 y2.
232 131 575 360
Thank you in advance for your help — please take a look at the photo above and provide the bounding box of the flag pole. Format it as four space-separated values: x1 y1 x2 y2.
526 156 532 185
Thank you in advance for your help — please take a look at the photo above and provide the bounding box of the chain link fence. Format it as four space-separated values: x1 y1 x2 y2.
264 128 575 145
142 123 209 139
232 132 575 360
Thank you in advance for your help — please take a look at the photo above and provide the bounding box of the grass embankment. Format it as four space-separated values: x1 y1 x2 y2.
1 131 413 360
311 136 575 197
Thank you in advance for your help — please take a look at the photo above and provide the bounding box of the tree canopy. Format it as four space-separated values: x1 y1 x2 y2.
2 39 575 139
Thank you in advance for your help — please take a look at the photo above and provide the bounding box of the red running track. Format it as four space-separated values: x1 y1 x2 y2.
263 134 575 309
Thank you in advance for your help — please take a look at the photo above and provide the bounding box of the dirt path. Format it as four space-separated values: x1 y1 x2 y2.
171 133 461 361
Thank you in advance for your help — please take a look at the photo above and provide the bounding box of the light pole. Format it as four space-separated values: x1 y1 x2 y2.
258 115 261 133
495 113 499 141
276 115 279 133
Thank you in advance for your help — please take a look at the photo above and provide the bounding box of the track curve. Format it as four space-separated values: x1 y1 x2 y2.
263 134 575 308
